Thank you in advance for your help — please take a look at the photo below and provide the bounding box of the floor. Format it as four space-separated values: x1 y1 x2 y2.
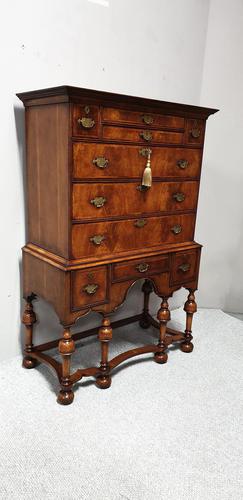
0 308 242 500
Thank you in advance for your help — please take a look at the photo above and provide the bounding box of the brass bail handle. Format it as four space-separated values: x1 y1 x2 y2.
140 148 152 190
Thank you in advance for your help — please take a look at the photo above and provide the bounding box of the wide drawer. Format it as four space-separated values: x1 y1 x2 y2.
102 107 184 129
71 265 107 310
72 181 199 220
170 249 200 285
71 213 196 259
73 143 202 180
112 254 170 283
102 125 183 144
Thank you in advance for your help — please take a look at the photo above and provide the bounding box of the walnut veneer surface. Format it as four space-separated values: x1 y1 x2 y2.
18 86 218 404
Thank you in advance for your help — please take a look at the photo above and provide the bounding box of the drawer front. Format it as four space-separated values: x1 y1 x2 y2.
71 213 196 259
71 266 107 310
72 104 99 137
73 143 202 180
72 181 199 220
102 125 183 144
170 249 199 285
184 119 205 145
102 107 184 129
112 254 169 282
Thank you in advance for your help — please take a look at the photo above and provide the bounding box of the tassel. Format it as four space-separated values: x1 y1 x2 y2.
141 151 152 188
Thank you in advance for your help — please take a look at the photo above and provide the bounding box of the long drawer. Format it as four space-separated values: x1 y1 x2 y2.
72 181 199 220
71 213 196 259
72 143 202 180
102 125 183 144
102 107 184 129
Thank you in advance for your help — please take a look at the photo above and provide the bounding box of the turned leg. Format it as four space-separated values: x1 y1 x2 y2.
96 317 112 389
22 293 37 369
154 298 170 364
139 279 153 329
57 328 75 405
180 290 197 353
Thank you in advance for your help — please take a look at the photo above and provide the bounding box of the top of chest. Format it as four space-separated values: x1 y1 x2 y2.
17 86 217 147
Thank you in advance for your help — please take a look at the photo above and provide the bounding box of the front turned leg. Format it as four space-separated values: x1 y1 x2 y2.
57 328 75 405
139 279 154 329
154 298 170 364
96 317 112 389
22 293 37 369
180 290 197 353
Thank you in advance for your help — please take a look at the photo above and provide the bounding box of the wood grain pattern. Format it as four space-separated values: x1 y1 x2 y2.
71 213 196 259
102 125 183 144
102 107 184 129
72 143 202 180
72 181 199 220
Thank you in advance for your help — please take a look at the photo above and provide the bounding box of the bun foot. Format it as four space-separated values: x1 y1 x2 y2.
57 389 74 405
96 375 111 389
154 351 168 364
180 342 194 353
22 356 37 369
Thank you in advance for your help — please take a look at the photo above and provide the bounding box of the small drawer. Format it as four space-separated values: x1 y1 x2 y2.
170 250 199 285
72 104 99 137
102 125 183 144
71 266 107 310
184 119 205 145
102 107 184 129
112 255 169 283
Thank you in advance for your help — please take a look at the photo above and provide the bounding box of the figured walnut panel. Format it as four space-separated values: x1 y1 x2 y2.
112 254 169 282
71 266 108 310
72 181 199 220
102 107 184 129
72 104 99 137
102 125 183 144
71 213 196 259
170 249 201 285
73 143 202 180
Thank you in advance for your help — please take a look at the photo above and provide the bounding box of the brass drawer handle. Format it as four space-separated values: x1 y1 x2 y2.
142 114 153 125
178 263 190 272
77 117 95 129
171 224 182 234
93 157 109 169
140 131 152 142
136 263 149 273
90 235 105 245
177 159 188 170
83 283 99 295
134 218 147 228
173 192 185 202
90 196 106 208
190 127 201 139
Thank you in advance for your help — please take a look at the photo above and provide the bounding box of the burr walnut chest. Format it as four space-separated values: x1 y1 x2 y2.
17 86 217 405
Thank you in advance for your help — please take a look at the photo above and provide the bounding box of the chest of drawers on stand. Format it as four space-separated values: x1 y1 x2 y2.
17 86 218 405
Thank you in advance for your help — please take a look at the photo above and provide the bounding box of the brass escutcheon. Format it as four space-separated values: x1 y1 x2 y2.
139 147 152 157
93 157 109 169
90 235 105 245
83 283 99 295
136 263 149 273
134 219 147 228
90 196 106 208
173 192 186 202
177 159 189 170
178 263 190 272
171 224 182 234
140 131 152 142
